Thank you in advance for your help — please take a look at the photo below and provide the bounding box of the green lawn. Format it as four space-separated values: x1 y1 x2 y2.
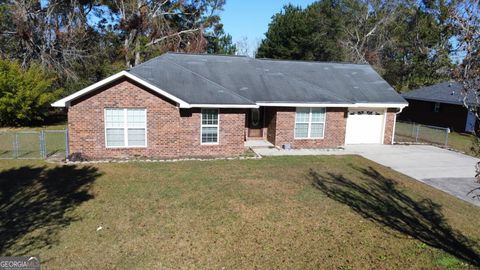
395 122 478 157
448 132 478 157
0 124 67 159
1 156 480 269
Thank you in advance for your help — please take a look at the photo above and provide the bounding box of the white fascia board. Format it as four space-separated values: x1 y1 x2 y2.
256 102 354 107
256 102 408 109
189 104 259 109
351 103 408 109
51 71 190 108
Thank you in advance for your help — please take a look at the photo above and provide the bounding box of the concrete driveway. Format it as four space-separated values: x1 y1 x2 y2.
253 144 480 206
346 145 480 207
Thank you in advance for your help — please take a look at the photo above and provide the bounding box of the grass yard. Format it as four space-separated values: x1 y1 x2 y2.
395 121 478 157
0 124 67 159
1 156 480 269
448 132 478 157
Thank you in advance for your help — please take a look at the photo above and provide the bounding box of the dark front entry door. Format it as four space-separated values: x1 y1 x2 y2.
248 108 263 137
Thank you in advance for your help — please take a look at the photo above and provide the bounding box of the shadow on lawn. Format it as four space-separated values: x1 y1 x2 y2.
309 166 480 266
0 165 101 255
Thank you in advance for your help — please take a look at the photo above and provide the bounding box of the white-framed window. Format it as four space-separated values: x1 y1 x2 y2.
294 107 326 139
201 109 219 144
433 102 441 113
105 108 147 148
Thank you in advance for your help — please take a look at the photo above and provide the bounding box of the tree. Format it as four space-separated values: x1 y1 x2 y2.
1 0 106 79
107 0 225 67
256 2 345 61
0 60 61 126
256 0 454 92
339 0 396 65
450 0 480 184
205 24 236 55
235 36 250 56
380 1 454 92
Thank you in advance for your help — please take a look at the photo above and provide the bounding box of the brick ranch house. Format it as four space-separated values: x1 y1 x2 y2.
400 82 477 133
52 53 408 159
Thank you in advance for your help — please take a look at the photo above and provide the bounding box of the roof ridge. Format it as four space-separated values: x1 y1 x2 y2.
162 57 256 104
254 57 370 66
165 51 250 58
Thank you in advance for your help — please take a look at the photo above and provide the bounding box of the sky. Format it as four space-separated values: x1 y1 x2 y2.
221 0 316 56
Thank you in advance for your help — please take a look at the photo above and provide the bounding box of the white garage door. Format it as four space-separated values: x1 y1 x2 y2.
345 108 385 144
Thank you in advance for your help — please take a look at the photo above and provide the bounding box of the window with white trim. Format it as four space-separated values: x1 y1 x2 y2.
295 107 326 139
201 109 219 144
105 108 146 147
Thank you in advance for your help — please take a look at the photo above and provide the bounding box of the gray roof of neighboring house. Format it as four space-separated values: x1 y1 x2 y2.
128 53 407 105
402 82 474 106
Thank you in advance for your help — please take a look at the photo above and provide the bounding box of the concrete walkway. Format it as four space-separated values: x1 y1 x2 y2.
253 144 480 206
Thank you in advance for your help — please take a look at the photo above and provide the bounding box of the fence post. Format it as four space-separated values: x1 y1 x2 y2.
415 125 420 143
65 128 69 159
13 133 18 159
445 128 450 147
40 130 45 159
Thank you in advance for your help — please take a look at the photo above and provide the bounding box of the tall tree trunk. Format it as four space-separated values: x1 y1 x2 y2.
124 35 131 68
134 37 141 66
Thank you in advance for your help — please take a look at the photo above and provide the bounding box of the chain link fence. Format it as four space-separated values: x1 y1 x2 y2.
0 129 68 160
395 121 450 147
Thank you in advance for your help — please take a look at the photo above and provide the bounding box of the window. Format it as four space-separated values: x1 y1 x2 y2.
295 107 326 139
105 108 146 147
433 102 441 113
201 109 219 144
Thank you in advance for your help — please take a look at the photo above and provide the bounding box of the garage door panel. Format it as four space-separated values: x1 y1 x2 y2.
345 109 385 144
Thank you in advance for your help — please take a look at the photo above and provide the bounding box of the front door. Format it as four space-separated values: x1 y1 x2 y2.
248 108 263 138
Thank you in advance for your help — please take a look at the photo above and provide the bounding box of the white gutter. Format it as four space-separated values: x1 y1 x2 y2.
256 102 408 109
391 105 407 144
188 104 259 109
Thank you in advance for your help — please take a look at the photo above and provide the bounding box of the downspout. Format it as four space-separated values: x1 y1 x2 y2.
391 106 406 144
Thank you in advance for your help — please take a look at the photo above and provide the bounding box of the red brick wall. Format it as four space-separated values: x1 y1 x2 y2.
267 107 347 148
265 107 277 145
266 107 397 147
383 109 397 144
68 79 246 159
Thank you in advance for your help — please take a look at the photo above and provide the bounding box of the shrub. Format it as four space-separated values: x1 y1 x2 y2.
0 60 61 126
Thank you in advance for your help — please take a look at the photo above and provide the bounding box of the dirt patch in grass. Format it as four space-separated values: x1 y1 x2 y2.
0 156 479 269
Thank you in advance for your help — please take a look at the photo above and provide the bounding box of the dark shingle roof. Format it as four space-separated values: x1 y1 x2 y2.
402 82 473 106
128 52 407 105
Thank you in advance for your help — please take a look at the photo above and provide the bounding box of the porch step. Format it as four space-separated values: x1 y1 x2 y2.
245 140 274 149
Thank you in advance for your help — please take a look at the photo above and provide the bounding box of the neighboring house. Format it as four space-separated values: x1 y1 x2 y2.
52 53 407 159
400 82 476 133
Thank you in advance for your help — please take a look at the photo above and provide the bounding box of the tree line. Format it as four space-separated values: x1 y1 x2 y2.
0 0 478 127
256 0 457 92
0 0 236 126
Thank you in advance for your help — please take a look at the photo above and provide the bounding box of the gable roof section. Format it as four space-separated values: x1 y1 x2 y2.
402 82 475 106
52 53 407 108
128 57 257 106
159 53 406 106
52 70 257 108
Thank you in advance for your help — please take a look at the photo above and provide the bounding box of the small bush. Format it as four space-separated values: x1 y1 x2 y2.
0 60 61 126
